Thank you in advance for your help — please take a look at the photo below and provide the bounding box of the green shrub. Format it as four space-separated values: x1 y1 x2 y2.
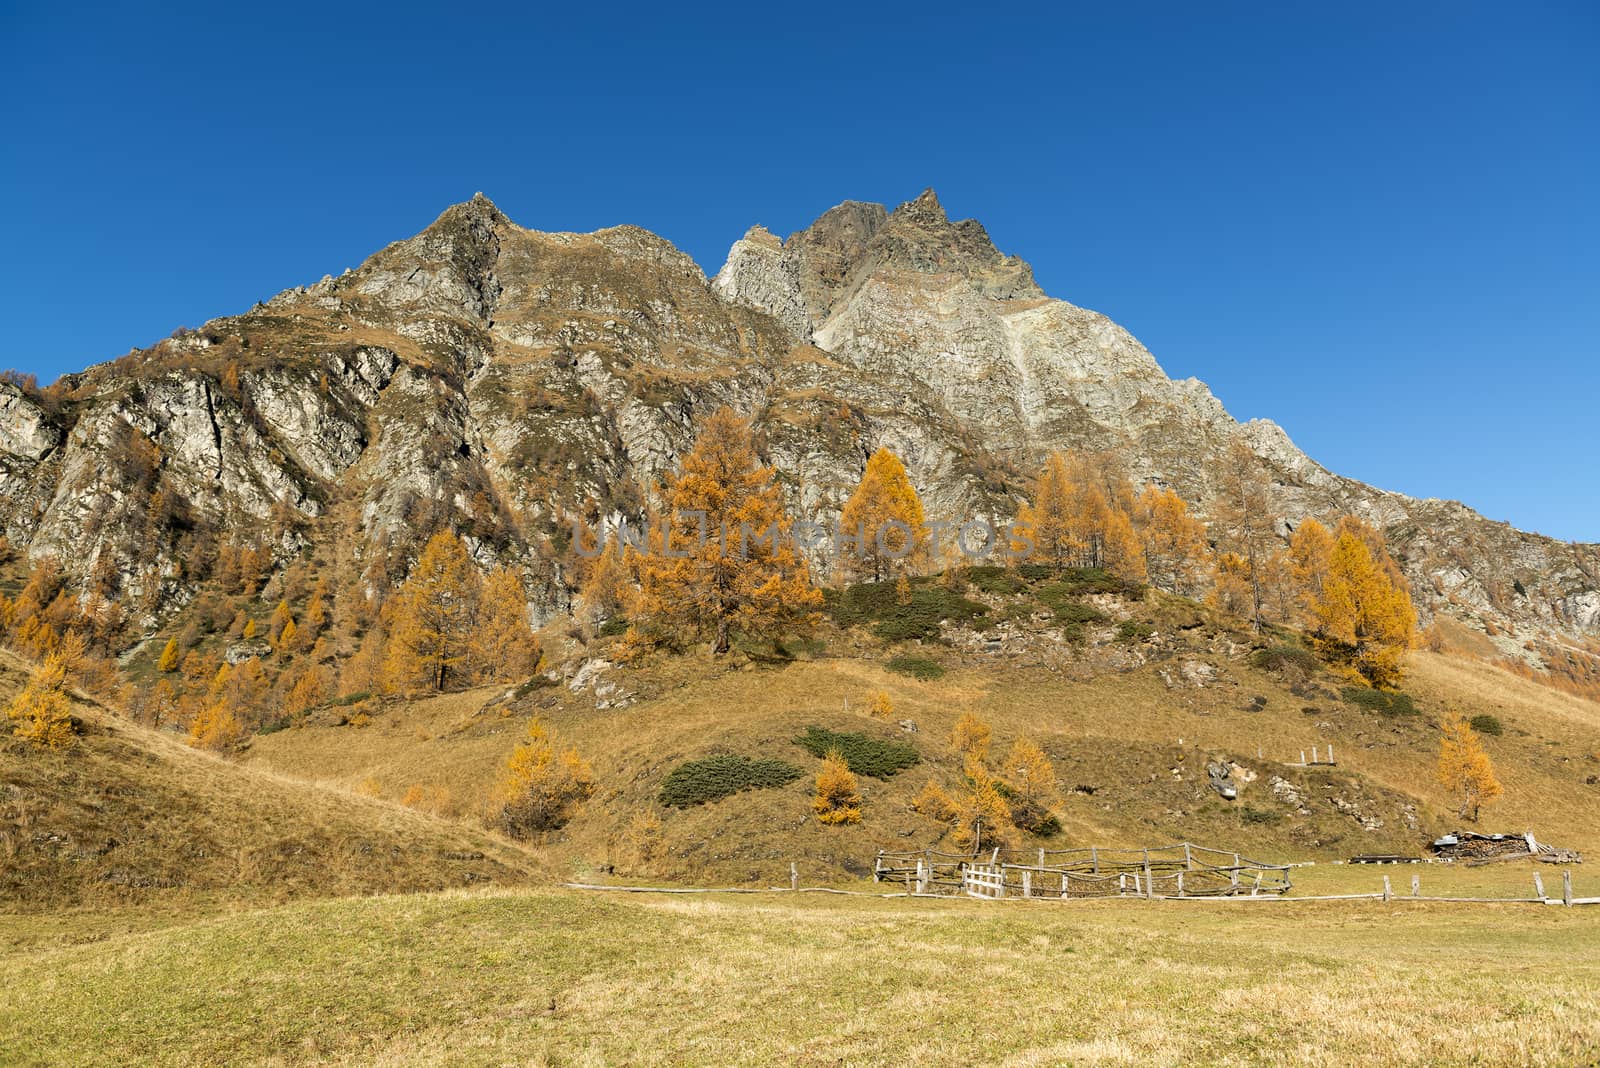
1048 568 1144 597
1251 645 1321 676
1341 687 1418 717
1239 806 1281 825
597 616 630 638
1469 714 1504 736
1116 621 1155 643
828 581 988 642
967 565 1026 595
331 691 372 707
793 726 919 779
886 655 945 680
1017 563 1056 582
658 755 805 808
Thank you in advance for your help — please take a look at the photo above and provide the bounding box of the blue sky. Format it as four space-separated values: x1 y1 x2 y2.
2 3 1596 539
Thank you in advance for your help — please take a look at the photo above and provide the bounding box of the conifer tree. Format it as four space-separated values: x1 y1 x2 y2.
868 690 894 720
384 531 482 693
951 710 992 761
1437 715 1503 822
838 447 928 581
1002 737 1059 833
1211 440 1278 632
5 650 75 749
812 747 862 825
1310 528 1417 687
473 566 537 682
1016 452 1079 569
187 699 243 751
951 754 1015 853
635 408 823 654
157 636 181 673
493 718 595 837
579 535 633 628
1136 486 1209 595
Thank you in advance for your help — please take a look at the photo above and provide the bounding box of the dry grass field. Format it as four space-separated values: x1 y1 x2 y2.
1 885 1596 1066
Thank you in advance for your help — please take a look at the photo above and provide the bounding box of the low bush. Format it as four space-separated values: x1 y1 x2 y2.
967 566 1026 595
1116 621 1155 643
658 755 805 808
828 581 988 642
793 726 920 779
597 616 630 638
1251 645 1321 676
1341 687 1418 717
1469 713 1504 736
885 655 945 680
1239 806 1281 825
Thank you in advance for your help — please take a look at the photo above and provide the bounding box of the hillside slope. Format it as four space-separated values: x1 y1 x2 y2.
241 578 1600 885
0 654 539 911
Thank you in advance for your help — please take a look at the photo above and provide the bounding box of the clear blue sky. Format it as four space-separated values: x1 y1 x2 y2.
3 3 1596 540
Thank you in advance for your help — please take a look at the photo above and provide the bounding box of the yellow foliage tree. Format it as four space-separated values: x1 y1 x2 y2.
493 718 595 837
1002 737 1059 833
1310 528 1417 688
1288 517 1335 615
473 566 537 682
157 636 180 673
5 651 75 749
269 599 293 641
276 618 298 652
867 690 894 720
1016 453 1079 569
1437 715 1503 822
636 408 823 654
839 446 927 581
188 698 243 751
284 666 327 719
951 753 1016 853
384 531 482 693
1210 440 1278 631
1136 486 1209 595
951 710 992 761
242 618 258 640
812 747 862 825
579 535 633 628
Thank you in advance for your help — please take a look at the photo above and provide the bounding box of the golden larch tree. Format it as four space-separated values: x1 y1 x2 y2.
473 566 538 682
812 747 862 825
1002 737 1059 833
579 535 633 628
384 531 482 693
951 710 992 761
157 636 180 673
1437 715 1503 822
636 407 823 654
1136 486 1209 595
493 717 595 837
1210 440 1278 632
1016 452 1079 569
6 650 75 750
1311 528 1417 688
838 446 927 581
1288 517 1335 616
951 754 1016 853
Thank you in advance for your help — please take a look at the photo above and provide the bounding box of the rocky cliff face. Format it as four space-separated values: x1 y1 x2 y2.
1 190 1595 660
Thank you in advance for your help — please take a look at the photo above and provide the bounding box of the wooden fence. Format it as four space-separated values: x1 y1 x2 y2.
876 841 1293 899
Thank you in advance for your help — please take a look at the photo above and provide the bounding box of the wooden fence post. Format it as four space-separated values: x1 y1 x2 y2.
1022 870 1032 899
1183 843 1194 870
1411 874 1420 898
1564 869 1574 907
916 859 927 895
1091 846 1100 873
1383 875 1392 902
1061 872 1070 899
1328 743 1335 763
791 862 799 891
1534 872 1545 901
1038 847 1046 867
1142 851 1154 899
1176 871 1185 897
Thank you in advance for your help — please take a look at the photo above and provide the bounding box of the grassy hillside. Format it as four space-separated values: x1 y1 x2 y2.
241 574 1600 886
2 886 1596 1066
0 654 540 913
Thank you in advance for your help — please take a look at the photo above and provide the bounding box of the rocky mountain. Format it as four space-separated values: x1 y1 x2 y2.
1 190 1595 660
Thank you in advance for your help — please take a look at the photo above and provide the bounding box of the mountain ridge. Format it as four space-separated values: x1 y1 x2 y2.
0 191 1594 666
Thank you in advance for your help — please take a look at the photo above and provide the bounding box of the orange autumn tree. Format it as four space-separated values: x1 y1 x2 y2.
1210 440 1278 632
493 717 595 837
839 447 927 581
1001 736 1059 833
1015 452 1079 569
636 407 822 654
812 747 862 825
1309 525 1417 688
384 531 482 693
1288 516 1336 619
1437 715 1502 822
1135 486 1209 596
472 566 538 682
5 650 75 750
